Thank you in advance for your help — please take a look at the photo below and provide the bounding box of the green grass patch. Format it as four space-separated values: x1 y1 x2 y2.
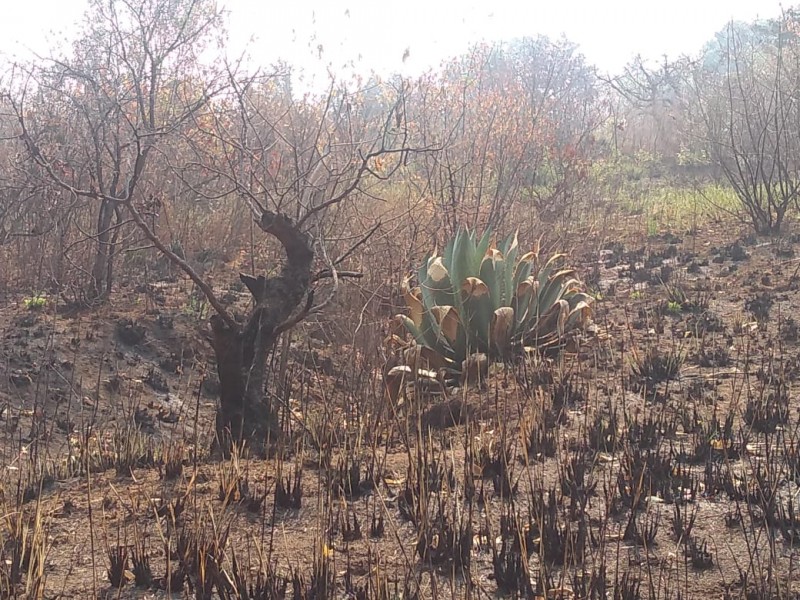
22 293 47 311
616 183 739 232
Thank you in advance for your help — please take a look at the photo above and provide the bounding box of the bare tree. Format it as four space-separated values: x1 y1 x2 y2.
406 37 602 239
6 0 429 452
692 13 800 234
7 0 227 301
603 55 692 160
152 74 425 450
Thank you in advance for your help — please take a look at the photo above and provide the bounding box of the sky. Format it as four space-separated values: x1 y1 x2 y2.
0 0 786 86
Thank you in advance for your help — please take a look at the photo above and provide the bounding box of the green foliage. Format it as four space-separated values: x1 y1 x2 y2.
182 290 209 320
396 227 592 377
646 216 659 238
23 294 47 311
593 150 664 184
636 184 738 229
593 150 739 230
667 301 682 314
663 282 690 309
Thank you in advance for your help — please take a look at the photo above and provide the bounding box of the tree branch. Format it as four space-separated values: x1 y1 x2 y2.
125 197 238 329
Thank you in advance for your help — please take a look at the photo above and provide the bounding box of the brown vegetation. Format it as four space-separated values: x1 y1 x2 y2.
2 1 800 598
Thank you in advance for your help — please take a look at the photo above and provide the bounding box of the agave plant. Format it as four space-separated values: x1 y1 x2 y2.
395 227 592 381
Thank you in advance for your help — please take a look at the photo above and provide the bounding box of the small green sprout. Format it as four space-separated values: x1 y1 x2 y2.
667 301 682 314
23 294 47 311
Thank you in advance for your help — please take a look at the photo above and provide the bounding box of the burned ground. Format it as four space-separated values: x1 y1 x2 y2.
3 218 800 599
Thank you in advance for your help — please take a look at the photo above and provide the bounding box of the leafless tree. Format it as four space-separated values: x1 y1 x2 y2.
151 73 428 450
7 0 227 301
5 0 431 452
692 13 800 234
406 37 602 239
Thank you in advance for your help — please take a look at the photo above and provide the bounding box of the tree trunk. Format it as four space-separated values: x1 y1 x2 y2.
209 211 313 455
90 199 116 300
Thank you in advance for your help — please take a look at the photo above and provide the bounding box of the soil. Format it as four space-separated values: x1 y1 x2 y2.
3 217 800 599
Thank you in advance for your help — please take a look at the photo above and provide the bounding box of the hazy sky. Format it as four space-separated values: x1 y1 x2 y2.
0 0 785 84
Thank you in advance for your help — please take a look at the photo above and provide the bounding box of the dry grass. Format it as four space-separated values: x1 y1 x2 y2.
3 209 800 599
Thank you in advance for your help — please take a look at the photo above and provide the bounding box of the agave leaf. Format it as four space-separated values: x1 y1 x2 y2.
537 254 566 286
565 299 593 328
401 276 425 327
498 230 518 256
535 282 566 316
402 344 453 371
569 293 594 310
416 252 431 288
555 299 569 338
514 277 539 333
530 299 569 344
461 277 493 353
428 256 449 283
398 310 453 358
447 229 476 302
430 305 460 345
483 230 498 258
479 249 508 309
490 306 515 354
461 276 490 299
513 251 536 291
515 276 535 298
476 228 494 266
501 231 520 308
549 268 578 282
537 272 580 316
398 226 590 379
542 252 565 266
529 255 565 313
421 256 456 309
397 314 427 347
